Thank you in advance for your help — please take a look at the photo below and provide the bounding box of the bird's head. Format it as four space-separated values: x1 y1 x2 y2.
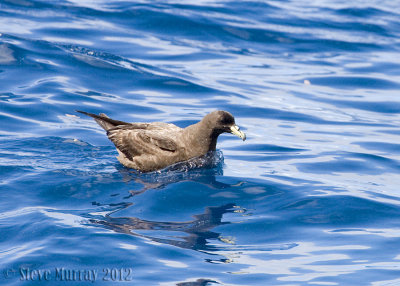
204 110 246 141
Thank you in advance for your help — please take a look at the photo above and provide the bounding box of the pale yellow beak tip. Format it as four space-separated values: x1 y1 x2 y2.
230 125 246 141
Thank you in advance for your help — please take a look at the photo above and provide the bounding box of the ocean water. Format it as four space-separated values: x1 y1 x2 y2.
1 0 400 285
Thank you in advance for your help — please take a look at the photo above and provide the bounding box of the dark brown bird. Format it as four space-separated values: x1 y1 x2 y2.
77 110 246 172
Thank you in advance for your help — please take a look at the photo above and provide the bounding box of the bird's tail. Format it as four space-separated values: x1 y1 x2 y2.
76 110 129 131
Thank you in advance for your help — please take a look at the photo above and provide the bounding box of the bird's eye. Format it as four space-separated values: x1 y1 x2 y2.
220 115 234 125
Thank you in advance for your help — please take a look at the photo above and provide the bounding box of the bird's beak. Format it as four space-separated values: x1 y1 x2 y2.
230 125 246 141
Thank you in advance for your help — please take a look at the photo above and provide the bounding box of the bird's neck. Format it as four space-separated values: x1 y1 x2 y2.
183 122 219 155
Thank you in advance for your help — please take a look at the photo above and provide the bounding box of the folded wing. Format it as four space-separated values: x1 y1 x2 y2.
107 124 181 161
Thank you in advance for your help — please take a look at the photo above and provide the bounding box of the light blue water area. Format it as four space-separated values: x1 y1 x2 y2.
1 0 400 285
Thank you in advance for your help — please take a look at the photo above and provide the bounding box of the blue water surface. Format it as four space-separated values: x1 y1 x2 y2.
1 0 400 285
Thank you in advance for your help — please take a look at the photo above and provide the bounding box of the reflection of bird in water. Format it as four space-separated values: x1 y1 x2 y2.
87 151 246 254
89 203 237 251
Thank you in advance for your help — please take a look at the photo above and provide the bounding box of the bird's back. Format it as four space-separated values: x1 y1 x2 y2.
108 123 184 171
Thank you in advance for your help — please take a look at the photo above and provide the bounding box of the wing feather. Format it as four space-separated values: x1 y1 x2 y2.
107 126 180 160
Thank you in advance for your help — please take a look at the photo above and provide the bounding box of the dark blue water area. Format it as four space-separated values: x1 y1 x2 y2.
1 0 400 285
